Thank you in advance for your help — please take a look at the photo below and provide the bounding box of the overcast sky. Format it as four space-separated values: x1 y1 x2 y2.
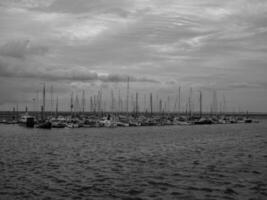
0 0 267 112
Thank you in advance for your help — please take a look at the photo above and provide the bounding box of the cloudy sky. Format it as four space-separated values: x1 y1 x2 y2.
0 0 267 112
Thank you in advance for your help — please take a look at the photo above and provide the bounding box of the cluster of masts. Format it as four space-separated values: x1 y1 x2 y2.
1 79 259 128
12 78 245 118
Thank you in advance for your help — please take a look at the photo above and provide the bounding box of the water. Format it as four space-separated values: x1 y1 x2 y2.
0 122 267 200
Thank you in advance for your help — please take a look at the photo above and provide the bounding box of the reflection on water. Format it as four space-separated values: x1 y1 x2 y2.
0 123 267 200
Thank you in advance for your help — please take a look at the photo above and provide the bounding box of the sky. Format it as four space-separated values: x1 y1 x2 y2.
0 0 267 112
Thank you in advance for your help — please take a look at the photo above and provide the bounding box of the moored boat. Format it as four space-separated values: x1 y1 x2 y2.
194 118 213 125
36 121 52 129
18 114 35 128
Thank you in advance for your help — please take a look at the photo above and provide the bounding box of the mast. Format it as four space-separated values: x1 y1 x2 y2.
82 90 85 113
126 77 130 114
56 96 58 117
188 87 193 117
90 96 93 113
159 99 162 114
156 95 159 113
74 95 80 116
167 96 170 113
199 90 202 117
12 106 16 121
16 103 19 121
97 91 100 113
97 89 102 114
50 85 54 115
212 90 218 116
42 83 46 120
120 99 123 113
135 92 139 116
36 90 39 118
178 86 181 115
118 89 121 113
150 93 153 116
173 94 177 113
143 94 146 113
42 83 46 113
70 92 74 117
93 95 96 113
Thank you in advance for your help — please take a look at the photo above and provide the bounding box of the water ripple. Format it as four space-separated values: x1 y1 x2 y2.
0 123 267 199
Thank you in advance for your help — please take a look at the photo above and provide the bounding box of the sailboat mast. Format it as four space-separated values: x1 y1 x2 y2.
82 90 85 113
16 103 19 121
178 86 181 115
167 96 170 114
159 99 162 114
118 89 121 113
199 91 202 117
212 90 218 116
50 85 54 116
126 77 130 114
97 89 102 114
156 95 159 113
56 96 58 117
93 95 96 113
150 93 153 115
90 96 93 113
135 92 139 116
143 94 146 113
41 83 46 120
70 92 74 117
42 83 46 112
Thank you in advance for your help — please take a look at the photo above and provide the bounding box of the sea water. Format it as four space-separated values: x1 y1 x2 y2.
0 122 266 200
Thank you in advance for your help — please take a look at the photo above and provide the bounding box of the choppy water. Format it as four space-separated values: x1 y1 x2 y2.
0 122 267 200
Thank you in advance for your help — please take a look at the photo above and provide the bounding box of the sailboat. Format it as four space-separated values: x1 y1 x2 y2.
36 83 52 129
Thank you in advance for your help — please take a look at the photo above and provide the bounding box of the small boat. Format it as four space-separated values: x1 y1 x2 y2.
66 122 79 128
52 122 66 128
0 119 7 124
129 121 141 127
116 121 129 127
99 119 117 128
194 118 213 125
174 121 191 126
230 118 238 123
244 119 253 123
36 121 52 129
83 120 99 128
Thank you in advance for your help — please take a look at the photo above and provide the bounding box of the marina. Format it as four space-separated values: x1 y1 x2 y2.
0 111 260 129
0 82 261 129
